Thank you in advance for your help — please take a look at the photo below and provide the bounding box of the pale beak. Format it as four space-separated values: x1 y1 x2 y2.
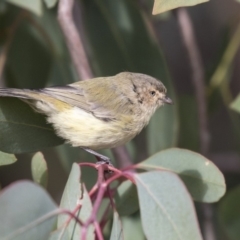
162 96 173 104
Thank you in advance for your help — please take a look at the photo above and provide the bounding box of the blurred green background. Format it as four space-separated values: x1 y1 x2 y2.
0 0 240 239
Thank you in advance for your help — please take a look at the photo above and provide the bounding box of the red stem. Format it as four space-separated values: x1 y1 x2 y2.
60 209 84 226
94 221 104 240
81 165 106 240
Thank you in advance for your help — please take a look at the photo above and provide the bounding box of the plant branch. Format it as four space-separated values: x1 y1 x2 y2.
81 165 106 240
79 163 135 239
99 202 112 230
94 221 104 240
60 209 84 226
112 145 133 168
58 0 93 79
176 8 213 240
176 8 210 156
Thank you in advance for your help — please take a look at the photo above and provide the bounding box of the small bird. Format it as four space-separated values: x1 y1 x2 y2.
0 72 172 164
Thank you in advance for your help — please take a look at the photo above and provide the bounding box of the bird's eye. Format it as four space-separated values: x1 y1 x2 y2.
150 91 156 96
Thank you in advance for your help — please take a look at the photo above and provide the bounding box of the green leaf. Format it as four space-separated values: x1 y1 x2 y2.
209 23 240 91
0 98 63 154
5 20 52 89
230 94 240 113
135 171 203 240
54 144 94 172
0 5 75 155
35 8 76 86
115 180 139 216
122 214 145 240
54 144 97 190
48 229 69 240
110 211 123 240
58 163 94 240
18 6 76 86
0 180 57 240
218 186 240 240
138 148 226 203
152 0 209 15
31 152 48 188
6 0 42 16
0 151 16 166
43 0 58 8
82 0 178 154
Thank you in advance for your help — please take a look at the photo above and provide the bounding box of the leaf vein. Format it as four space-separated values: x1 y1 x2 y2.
135 175 183 240
0 119 53 131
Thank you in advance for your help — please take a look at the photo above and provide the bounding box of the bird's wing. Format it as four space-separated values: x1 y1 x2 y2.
41 85 116 120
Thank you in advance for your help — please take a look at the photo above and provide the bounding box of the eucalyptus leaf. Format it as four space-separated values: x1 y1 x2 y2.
218 186 240 240
135 171 203 240
0 98 63 154
54 144 94 172
152 0 209 15
58 163 94 240
31 152 48 188
0 151 16 166
0 180 57 240
122 215 145 240
29 7 76 86
54 144 97 190
230 94 240 113
115 180 139 216
43 0 58 8
5 20 52 88
209 23 240 91
110 211 124 240
138 148 226 203
6 0 42 15
48 229 69 240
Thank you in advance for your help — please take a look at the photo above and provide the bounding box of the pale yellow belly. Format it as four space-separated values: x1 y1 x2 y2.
46 107 137 150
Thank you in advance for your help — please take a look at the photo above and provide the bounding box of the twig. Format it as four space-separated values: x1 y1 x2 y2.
60 209 84 226
176 8 213 240
106 185 116 209
99 202 112 230
81 165 106 240
79 163 134 239
176 8 210 156
56 161 135 239
112 145 133 169
57 0 132 168
58 0 93 79
94 221 104 240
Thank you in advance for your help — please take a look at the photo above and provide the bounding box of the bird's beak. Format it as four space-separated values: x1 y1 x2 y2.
162 96 173 104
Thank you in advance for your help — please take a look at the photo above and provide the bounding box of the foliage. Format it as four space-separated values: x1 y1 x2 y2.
31 152 48 188
0 150 224 239
0 151 16 166
0 0 239 239
152 0 209 14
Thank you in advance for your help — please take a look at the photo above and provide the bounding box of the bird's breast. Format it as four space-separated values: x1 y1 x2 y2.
46 107 140 150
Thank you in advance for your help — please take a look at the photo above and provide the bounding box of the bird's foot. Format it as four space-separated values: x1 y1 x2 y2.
81 147 113 172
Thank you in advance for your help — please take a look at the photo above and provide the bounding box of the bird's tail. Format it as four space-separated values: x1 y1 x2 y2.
0 88 41 101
